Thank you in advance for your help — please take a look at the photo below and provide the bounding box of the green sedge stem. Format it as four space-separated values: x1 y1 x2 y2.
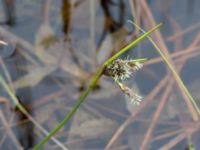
130 21 200 116
0 75 67 149
33 22 163 150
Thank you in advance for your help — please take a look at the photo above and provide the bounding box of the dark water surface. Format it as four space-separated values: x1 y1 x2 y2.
0 0 200 150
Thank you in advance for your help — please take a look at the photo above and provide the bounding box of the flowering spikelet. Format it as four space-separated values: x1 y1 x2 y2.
117 82 143 106
103 58 144 105
103 59 143 81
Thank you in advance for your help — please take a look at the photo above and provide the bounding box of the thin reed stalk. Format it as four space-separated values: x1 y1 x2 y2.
33 22 163 149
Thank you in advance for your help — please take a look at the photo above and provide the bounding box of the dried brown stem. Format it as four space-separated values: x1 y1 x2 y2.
140 0 199 121
159 125 200 150
105 75 169 149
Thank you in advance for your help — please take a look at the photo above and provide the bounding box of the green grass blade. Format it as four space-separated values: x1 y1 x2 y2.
0 75 68 150
104 22 163 65
130 21 200 116
33 22 163 150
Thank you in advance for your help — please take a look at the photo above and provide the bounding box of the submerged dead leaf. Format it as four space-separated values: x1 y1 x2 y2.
12 66 57 89
97 27 129 64
35 40 89 79
0 97 7 104
70 117 118 139
34 102 62 124
35 23 56 48
68 109 118 139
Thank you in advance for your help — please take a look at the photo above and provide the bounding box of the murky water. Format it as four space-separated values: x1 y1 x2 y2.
0 0 200 149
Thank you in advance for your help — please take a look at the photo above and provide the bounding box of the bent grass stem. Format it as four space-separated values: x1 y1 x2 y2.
33 22 164 149
130 21 200 116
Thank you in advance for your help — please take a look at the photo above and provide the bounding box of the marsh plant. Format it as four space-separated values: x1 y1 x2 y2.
1 22 199 150
32 23 163 149
103 58 144 105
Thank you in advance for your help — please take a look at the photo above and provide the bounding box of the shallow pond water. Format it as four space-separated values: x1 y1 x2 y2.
0 0 200 150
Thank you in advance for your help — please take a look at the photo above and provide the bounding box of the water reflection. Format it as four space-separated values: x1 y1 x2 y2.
0 0 200 149
1 0 16 26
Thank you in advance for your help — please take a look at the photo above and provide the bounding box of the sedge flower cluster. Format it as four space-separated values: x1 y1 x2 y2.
103 58 143 106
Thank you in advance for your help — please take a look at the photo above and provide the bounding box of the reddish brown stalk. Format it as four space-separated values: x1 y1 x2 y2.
129 0 142 34
111 145 129 150
167 21 200 42
145 33 200 66
140 78 175 150
140 0 199 121
105 76 169 149
159 125 200 150
140 45 193 148
175 50 200 64
106 2 200 147
0 110 22 149
135 118 195 126
168 16 183 51
151 128 183 142
145 46 200 66
140 30 198 150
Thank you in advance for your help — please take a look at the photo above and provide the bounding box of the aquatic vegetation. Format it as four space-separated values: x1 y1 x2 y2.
103 58 144 105
103 58 143 81
32 23 163 150
1 1 200 149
